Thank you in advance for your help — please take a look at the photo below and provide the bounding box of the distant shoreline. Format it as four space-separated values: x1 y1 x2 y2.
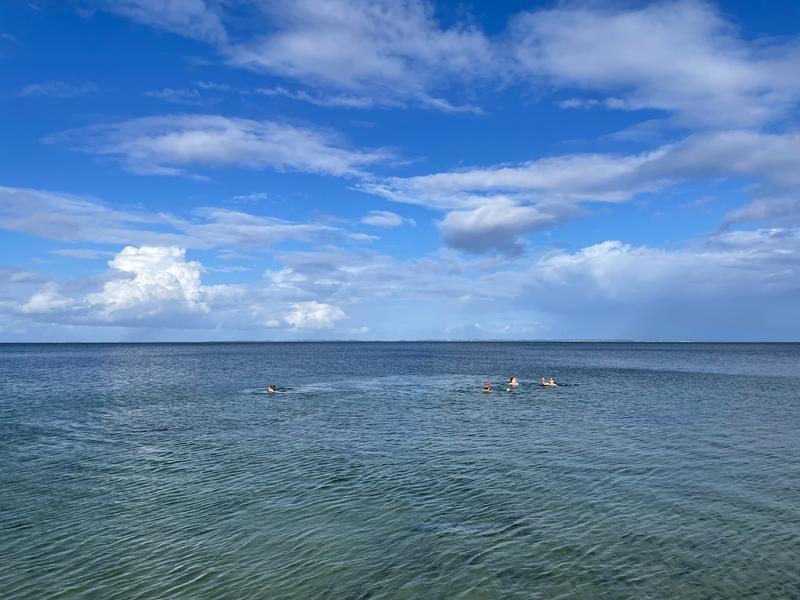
1 340 798 345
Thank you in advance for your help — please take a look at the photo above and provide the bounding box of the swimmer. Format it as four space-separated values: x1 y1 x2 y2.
267 384 277 395
540 377 557 387
483 382 492 393
508 376 519 388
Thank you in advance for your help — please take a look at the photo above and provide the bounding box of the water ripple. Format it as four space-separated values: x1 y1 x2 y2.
1 343 799 598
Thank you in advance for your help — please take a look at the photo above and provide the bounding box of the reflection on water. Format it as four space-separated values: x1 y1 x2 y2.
1 343 799 598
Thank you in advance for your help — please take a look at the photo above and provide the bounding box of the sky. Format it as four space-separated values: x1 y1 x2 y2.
1 0 799 342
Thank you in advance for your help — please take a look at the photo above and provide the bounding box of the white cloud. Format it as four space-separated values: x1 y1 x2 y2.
0 186 181 245
87 246 208 318
256 86 377 109
363 150 654 253
216 249 254 261
145 87 206 105
217 229 783 340
195 80 236 92
284 300 346 329
349 232 379 242
21 287 81 315
558 97 632 111
361 210 414 228
218 0 493 111
90 0 492 112
244 229 800 338
229 192 268 204
724 196 800 228
208 265 251 273
47 114 391 177
16 81 98 98
366 150 662 210
51 248 116 260
5 228 800 340
99 0 227 43
11 246 254 330
89 1 800 124
510 1 800 127
366 129 800 253
438 202 575 254
516 229 800 339
267 246 510 306
0 186 341 249
181 207 341 248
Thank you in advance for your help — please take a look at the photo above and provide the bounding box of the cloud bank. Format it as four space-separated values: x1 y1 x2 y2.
88 0 800 122
366 130 800 253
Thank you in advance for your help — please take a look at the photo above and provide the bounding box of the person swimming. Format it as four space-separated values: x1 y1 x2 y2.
483 382 492 393
540 377 557 387
508 376 519 388
267 384 277 394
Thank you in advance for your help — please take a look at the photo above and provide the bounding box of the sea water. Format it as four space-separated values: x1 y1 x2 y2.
1 342 799 599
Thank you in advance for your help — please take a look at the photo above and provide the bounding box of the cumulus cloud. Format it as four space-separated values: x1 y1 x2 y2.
517 228 800 339
284 301 346 329
265 227 791 339
509 1 800 127
6 245 369 334
21 287 81 315
10 246 258 330
47 115 391 177
87 246 208 318
4 228 800 340
361 210 414 228
0 269 50 318
9 247 219 328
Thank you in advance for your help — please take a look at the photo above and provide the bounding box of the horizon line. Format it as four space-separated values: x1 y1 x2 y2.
1 339 798 345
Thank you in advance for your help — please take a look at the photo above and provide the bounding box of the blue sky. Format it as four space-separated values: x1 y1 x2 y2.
1 0 799 341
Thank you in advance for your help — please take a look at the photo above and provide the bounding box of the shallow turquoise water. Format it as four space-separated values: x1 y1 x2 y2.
1 342 799 598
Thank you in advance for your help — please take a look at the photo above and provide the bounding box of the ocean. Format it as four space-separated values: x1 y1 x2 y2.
1 342 798 598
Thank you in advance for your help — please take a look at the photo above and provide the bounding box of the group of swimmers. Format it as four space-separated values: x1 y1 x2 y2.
266 377 556 395
482 375 558 392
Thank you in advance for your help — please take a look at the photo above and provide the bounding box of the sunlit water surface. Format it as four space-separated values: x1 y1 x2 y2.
1 343 799 599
